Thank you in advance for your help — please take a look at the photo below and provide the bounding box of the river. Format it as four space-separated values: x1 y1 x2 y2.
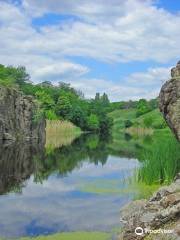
0 131 179 239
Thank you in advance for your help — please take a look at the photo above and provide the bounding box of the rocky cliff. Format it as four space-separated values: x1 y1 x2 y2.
159 61 180 141
0 86 46 142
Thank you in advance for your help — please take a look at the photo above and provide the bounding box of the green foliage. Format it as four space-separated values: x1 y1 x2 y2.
35 90 55 110
109 99 157 112
99 115 113 133
138 131 180 184
87 114 99 131
152 119 167 129
0 64 29 87
124 119 133 128
0 64 112 133
45 110 59 120
56 94 72 117
68 106 87 129
143 116 153 128
136 99 151 117
109 108 168 134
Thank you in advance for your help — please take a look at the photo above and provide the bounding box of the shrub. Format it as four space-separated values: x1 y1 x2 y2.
45 110 59 120
124 119 133 128
136 99 151 117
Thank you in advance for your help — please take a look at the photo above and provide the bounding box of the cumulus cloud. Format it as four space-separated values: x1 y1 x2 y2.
69 76 164 101
20 0 180 62
0 0 178 100
126 67 171 86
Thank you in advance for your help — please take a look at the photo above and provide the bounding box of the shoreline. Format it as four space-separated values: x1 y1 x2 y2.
118 173 180 240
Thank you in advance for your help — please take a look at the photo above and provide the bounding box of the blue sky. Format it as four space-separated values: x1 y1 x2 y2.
0 0 180 101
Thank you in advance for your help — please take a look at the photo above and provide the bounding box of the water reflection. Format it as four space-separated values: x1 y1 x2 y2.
0 131 179 238
0 134 140 238
35 134 112 181
0 142 43 195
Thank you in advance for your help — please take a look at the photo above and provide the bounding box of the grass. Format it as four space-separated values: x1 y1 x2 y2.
108 108 137 131
19 232 111 240
138 130 180 184
109 108 166 134
135 109 166 129
46 120 81 149
109 108 180 185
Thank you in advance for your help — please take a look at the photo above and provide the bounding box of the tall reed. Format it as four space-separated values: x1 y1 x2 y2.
138 134 180 184
126 127 154 137
46 120 81 149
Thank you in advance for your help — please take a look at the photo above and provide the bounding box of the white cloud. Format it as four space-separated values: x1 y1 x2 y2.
20 0 180 62
126 67 171 86
0 0 178 100
69 75 164 101
32 61 89 83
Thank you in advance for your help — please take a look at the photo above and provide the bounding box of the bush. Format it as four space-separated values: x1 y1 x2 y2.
99 115 113 133
136 99 151 117
45 110 59 120
124 119 133 128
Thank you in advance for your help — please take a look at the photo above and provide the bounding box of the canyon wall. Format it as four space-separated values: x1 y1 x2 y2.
0 86 45 142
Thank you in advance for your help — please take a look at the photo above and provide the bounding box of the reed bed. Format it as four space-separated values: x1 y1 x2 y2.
138 135 180 184
46 120 81 149
125 127 154 137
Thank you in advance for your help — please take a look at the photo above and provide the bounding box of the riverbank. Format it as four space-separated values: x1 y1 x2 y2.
118 174 180 240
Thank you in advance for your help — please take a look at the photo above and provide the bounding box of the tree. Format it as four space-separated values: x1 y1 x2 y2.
15 66 30 85
68 106 87 129
56 94 72 118
35 90 55 110
87 114 99 131
95 92 100 101
0 65 30 87
136 99 151 117
101 93 110 108
99 114 113 133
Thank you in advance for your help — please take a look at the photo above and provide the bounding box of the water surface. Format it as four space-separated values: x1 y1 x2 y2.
0 134 140 238
0 131 179 239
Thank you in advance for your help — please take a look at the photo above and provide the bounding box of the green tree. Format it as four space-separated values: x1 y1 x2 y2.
136 99 151 117
35 90 55 110
101 93 110 108
68 106 87 129
56 94 72 117
87 114 99 131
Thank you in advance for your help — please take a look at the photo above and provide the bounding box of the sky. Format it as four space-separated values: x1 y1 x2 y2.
0 0 180 101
